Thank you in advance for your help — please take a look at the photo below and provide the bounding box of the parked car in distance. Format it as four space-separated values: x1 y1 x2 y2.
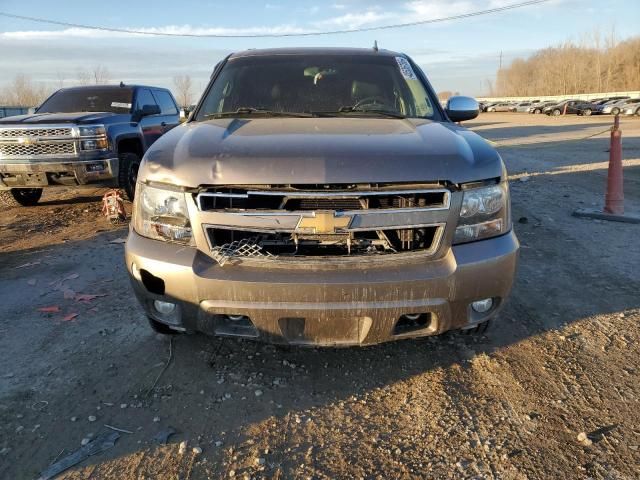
512 102 533 112
575 99 610 116
487 102 513 112
125 47 518 345
602 98 640 115
622 102 640 116
543 99 581 116
0 84 181 206
528 101 557 114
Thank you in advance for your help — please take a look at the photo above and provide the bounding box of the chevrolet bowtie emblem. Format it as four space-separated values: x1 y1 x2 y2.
18 136 37 145
296 211 352 234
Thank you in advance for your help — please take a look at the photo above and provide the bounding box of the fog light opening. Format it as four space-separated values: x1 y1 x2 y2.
471 298 494 314
227 314 248 322
153 300 176 315
393 313 431 336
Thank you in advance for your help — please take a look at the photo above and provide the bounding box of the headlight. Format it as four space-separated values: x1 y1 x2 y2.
454 182 511 244
133 183 193 245
78 125 106 136
78 124 108 151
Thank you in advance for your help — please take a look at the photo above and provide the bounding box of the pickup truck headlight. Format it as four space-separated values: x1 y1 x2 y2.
133 183 193 245
453 183 511 244
78 125 108 151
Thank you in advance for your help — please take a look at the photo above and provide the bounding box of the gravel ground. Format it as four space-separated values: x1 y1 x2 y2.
0 113 638 479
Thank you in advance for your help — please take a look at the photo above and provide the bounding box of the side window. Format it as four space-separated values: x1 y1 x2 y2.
153 90 179 115
135 88 157 111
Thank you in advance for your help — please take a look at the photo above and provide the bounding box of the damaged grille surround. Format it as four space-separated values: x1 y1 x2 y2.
195 186 454 264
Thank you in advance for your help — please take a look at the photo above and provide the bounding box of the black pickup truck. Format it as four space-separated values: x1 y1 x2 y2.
0 84 180 206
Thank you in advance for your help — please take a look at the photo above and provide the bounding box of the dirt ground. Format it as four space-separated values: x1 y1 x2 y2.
1 113 639 480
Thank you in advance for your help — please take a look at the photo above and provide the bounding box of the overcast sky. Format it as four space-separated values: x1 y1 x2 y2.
0 0 638 98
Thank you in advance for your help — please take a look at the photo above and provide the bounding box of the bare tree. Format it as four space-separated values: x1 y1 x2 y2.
495 33 640 96
0 74 50 107
173 75 193 108
76 65 110 86
92 65 110 84
76 69 91 86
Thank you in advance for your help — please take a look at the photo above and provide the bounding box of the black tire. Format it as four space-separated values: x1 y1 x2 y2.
534 109 541 114
147 317 180 335
0 188 43 207
552 109 561 116
118 152 141 201
635 108 640 117
462 320 491 335
611 107 620 115
583 108 592 116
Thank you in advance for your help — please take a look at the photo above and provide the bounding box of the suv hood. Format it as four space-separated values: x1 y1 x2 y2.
0 111 118 125
141 117 503 186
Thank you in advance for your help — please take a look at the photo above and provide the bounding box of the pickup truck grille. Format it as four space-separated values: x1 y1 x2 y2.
0 125 77 159
196 185 451 262
0 142 76 157
0 127 72 138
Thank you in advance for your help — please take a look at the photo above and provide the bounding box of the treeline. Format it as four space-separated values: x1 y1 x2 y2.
493 34 640 97
0 67 112 107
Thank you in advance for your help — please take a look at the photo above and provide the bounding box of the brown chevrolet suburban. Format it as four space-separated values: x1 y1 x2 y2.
125 48 519 346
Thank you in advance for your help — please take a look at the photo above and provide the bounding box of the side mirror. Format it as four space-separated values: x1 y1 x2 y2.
141 104 161 117
445 96 479 122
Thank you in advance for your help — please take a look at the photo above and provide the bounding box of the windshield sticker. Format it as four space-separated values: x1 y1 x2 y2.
111 102 132 109
395 56 417 80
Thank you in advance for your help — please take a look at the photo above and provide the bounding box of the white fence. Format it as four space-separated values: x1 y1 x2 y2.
477 91 640 103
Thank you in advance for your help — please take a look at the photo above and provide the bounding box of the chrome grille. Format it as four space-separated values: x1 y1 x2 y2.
0 127 72 138
196 185 451 261
0 142 75 156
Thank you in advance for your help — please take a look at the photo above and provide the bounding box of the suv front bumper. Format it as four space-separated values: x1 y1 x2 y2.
0 157 119 189
125 229 519 346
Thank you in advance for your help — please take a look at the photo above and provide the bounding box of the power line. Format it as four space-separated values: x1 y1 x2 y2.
0 0 551 38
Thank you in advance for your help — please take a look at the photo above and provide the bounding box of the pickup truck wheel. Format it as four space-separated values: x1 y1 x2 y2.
462 320 491 335
0 188 43 207
147 317 181 335
118 152 141 201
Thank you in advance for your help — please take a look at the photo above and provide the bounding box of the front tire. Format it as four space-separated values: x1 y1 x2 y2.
552 109 561 116
611 107 620 115
534 109 541 114
583 108 592 116
118 152 141 201
0 188 43 207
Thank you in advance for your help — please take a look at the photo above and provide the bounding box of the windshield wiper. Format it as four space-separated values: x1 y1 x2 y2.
313 106 406 119
203 107 312 119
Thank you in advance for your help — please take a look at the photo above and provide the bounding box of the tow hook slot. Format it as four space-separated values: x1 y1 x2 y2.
393 313 431 336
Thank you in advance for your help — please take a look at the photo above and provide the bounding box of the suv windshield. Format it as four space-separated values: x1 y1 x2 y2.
38 87 134 114
195 54 438 120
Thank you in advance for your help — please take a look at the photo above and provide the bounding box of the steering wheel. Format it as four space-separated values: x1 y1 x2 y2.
354 96 389 109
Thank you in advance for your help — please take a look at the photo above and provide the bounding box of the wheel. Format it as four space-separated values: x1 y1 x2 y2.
147 317 180 335
462 320 491 335
0 188 43 207
611 107 620 115
583 108 592 116
118 152 141 201
534 109 541 114
635 108 640 117
552 109 561 116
